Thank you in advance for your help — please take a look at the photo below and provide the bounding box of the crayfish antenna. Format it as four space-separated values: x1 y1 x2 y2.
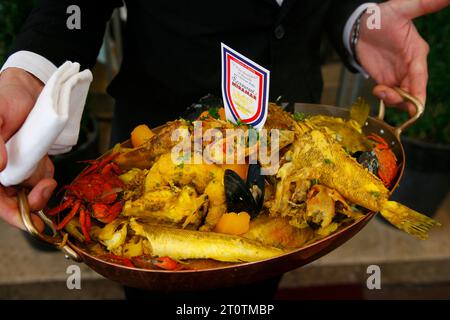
380 201 441 240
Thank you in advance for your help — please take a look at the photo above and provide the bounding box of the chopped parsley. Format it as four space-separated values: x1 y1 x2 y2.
324 158 333 165
369 191 380 199
311 178 320 186
293 111 306 121
181 117 192 125
176 162 185 169
208 107 220 119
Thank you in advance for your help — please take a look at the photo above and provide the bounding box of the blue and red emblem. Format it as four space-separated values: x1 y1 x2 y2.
221 43 270 129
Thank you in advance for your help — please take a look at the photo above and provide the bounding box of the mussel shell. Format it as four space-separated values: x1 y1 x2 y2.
182 94 224 121
224 169 259 218
224 165 265 219
354 151 379 175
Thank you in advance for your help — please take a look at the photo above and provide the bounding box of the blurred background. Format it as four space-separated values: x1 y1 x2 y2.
0 1 449 299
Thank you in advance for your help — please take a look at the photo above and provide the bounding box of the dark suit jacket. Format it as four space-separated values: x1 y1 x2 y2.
11 0 372 133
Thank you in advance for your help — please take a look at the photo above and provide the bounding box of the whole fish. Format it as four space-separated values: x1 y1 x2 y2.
130 219 283 262
270 106 440 240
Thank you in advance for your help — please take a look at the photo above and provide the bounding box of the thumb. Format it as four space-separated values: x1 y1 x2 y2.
393 0 450 19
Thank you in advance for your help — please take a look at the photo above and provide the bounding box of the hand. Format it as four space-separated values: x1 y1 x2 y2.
0 68 57 231
356 0 450 114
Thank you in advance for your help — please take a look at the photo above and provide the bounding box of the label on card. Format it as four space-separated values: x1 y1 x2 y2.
221 43 270 129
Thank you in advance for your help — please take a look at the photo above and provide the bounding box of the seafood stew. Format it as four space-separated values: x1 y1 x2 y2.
44 99 440 272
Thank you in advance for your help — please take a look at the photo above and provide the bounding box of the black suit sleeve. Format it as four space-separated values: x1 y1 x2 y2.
10 0 122 70
326 0 382 72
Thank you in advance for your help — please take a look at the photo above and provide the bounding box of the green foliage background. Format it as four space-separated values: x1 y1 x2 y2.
385 8 450 144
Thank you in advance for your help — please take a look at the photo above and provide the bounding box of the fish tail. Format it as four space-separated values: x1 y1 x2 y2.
380 201 441 240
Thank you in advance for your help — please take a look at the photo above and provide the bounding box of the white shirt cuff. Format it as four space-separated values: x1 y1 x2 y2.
1 51 57 84
343 2 378 78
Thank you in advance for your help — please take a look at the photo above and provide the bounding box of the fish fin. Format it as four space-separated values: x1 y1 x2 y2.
380 201 441 240
350 97 370 128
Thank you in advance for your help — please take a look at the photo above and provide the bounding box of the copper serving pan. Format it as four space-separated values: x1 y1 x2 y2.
18 87 424 291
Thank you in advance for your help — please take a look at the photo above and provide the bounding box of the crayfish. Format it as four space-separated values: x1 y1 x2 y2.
367 134 398 188
46 153 125 242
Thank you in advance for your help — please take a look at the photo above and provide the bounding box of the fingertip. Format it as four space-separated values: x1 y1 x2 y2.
374 86 402 105
373 85 415 112
372 85 387 97
31 213 45 233
373 85 396 102
408 103 418 117
373 89 386 101
385 88 405 105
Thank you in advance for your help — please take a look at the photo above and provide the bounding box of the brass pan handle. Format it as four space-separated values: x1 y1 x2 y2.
18 189 82 262
377 87 425 138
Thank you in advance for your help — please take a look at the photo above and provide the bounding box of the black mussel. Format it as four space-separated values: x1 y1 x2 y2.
224 165 265 219
353 151 379 175
307 220 321 230
332 212 349 223
224 169 258 218
183 94 224 121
